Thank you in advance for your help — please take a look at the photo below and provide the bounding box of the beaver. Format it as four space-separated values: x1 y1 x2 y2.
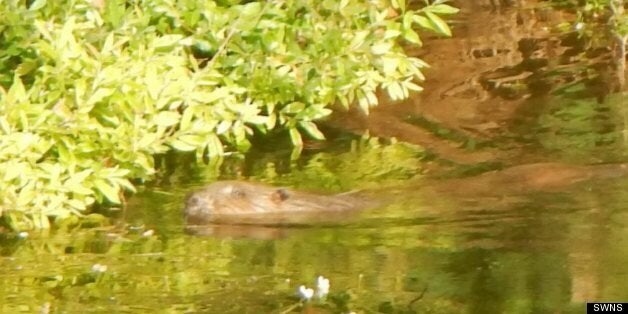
184 162 628 225
184 181 370 225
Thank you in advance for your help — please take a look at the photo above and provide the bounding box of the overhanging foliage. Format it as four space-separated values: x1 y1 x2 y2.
0 0 458 229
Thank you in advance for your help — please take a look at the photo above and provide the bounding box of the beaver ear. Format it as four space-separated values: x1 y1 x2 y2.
270 188 290 203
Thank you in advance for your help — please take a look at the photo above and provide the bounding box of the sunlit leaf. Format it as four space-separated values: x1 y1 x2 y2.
282 102 306 114
371 42 393 55
94 179 120 204
29 0 47 11
298 121 326 140
153 112 181 127
384 29 402 39
424 11 452 36
7 76 26 104
216 120 232 134
86 88 114 106
386 82 406 100
403 29 421 45
404 80 424 92
153 35 184 49
289 127 303 147
206 134 224 157
428 4 460 15
170 139 196 151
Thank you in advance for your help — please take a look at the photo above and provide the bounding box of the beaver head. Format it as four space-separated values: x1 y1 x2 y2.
184 181 296 224
184 181 362 225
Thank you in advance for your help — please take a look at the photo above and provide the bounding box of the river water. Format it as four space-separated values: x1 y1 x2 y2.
2 1 628 313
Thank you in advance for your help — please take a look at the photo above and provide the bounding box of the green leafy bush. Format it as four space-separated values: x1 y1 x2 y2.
0 0 457 229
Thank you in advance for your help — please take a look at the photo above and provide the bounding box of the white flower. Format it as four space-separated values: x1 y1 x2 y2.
17 232 29 239
316 276 330 298
142 229 154 237
298 285 314 300
91 263 108 273
574 22 585 31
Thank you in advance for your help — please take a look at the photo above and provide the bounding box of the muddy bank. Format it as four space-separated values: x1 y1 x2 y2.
331 0 627 165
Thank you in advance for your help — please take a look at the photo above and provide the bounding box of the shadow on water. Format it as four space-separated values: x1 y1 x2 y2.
2 1 628 313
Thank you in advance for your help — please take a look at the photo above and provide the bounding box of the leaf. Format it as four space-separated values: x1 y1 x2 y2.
288 128 303 147
384 29 402 39
15 60 38 76
339 0 350 10
236 2 262 31
403 28 422 45
102 32 115 55
86 88 114 106
197 87 230 104
145 65 161 100
137 132 158 149
404 80 424 92
409 57 430 68
170 139 197 151
356 90 370 115
0 117 11 134
298 121 326 140
7 76 26 104
64 169 93 189
16 183 36 207
59 16 77 48
216 120 232 134
67 199 87 211
153 111 181 127
425 11 452 36
427 4 459 15
365 90 378 106
153 35 184 49
281 102 306 114
113 178 136 193
206 134 224 157
412 15 433 31
180 106 195 130
164 134 195 153
104 0 126 28
382 56 399 75
29 0 47 11
386 82 406 100
349 31 369 50
4 161 24 181
299 105 332 121
396 0 406 12
266 113 277 129
371 42 393 55
33 213 50 229
94 179 120 204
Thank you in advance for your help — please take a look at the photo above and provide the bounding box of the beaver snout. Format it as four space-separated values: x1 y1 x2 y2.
184 193 214 223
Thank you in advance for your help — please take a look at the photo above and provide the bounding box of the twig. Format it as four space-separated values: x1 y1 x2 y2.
407 285 429 310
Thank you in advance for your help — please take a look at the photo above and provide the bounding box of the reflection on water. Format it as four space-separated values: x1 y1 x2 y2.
1 1 627 313
2 164 628 312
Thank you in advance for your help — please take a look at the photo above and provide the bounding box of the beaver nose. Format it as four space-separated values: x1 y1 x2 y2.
184 194 211 216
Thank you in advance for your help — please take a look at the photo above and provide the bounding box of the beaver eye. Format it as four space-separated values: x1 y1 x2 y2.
276 189 290 201
231 188 246 198
186 195 200 206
